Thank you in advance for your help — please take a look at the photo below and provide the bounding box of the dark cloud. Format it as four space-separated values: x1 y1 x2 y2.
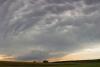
82 6 99 15
84 0 100 5
16 50 49 61
0 0 100 61
0 0 7 6
44 4 75 14
16 50 65 61
32 30 79 52
46 0 80 4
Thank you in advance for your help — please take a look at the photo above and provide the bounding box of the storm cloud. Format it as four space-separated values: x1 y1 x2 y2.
0 0 100 61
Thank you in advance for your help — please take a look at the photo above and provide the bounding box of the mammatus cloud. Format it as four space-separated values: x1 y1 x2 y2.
84 0 100 5
0 0 100 61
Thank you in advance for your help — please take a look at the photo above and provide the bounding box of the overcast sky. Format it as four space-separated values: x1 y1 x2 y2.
0 0 100 61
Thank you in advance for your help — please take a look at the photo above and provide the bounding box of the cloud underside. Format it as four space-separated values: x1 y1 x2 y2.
0 0 100 61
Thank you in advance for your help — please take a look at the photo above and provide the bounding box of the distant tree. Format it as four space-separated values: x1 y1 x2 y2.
33 61 37 63
43 60 48 63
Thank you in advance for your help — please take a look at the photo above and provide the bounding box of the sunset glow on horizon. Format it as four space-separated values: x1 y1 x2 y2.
0 55 15 61
0 46 100 62
48 46 100 62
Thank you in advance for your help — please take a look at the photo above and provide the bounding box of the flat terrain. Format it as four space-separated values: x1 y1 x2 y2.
0 60 100 67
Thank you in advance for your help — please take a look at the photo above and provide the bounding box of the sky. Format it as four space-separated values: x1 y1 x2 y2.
0 0 100 62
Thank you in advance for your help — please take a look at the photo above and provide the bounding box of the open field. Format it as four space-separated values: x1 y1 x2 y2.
0 60 100 67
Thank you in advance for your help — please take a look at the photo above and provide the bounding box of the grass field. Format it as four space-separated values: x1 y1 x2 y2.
0 60 100 67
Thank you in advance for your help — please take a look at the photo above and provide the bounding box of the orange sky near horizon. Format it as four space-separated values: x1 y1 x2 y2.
0 55 15 61
0 46 100 62
48 47 100 62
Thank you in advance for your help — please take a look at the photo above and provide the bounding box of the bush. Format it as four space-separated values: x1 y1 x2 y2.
43 60 49 63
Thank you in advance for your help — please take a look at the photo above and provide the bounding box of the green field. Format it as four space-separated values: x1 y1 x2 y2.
0 60 100 67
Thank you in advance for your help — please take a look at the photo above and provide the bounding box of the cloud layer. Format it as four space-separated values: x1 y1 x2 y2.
0 0 100 61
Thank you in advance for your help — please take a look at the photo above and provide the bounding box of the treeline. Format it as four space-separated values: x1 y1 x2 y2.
52 59 100 63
